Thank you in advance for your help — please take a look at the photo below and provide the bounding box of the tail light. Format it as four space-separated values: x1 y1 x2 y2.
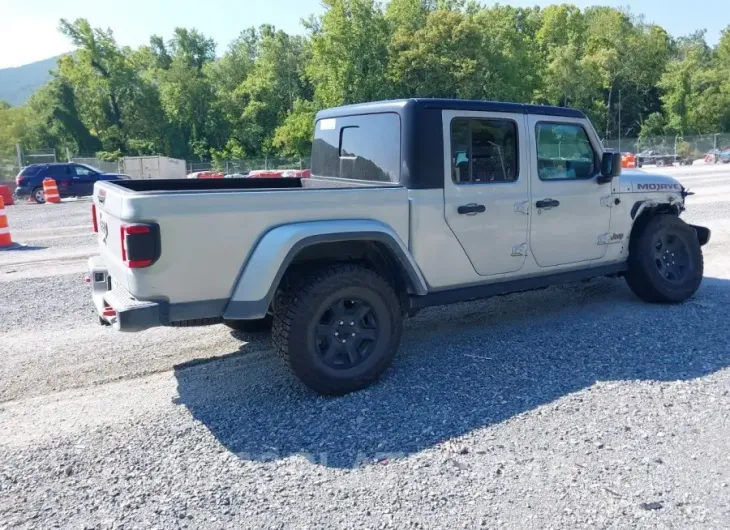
91 204 98 233
16 176 25 186
120 223 160 268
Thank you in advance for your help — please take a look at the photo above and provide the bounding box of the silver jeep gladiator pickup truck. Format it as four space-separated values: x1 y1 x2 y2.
89 98 710 395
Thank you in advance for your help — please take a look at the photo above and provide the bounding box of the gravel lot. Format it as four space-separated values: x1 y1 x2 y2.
1 167 730 529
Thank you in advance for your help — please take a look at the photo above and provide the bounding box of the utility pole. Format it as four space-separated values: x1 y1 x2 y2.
618 89 622 153
15 143 22 169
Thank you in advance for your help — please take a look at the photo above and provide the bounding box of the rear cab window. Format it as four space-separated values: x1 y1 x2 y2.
312 113 401 182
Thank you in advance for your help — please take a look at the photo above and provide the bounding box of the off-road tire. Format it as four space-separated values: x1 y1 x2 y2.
626 214 703 303
224 315 273 333
272 264 403 396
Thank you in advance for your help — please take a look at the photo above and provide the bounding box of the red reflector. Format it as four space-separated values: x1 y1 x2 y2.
127 259 153 268
102 306 116 317
120 225 127 262
92 204 98 233
124 225 150 235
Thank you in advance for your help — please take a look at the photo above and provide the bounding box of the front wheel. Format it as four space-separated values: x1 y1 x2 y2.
273 264 403 396
625 215 703 303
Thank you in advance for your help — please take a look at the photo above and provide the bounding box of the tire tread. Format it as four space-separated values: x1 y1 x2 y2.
272 263 402 395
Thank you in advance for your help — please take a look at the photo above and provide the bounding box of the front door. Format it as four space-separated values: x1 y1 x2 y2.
527 116 612 268
443 111 530 277
71 165 99 196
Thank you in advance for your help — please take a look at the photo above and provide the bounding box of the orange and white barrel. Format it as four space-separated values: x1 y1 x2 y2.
0 196 13 248
42 178 61 204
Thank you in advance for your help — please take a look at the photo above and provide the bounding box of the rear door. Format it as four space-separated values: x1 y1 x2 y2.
48 165 73 196
443 110 530 276
71 165 100 196
527 116 612 268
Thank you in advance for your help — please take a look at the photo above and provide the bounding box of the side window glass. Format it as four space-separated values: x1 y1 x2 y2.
312 113 401 183
73 165 94 177
536 123 596 180
451 118 518 184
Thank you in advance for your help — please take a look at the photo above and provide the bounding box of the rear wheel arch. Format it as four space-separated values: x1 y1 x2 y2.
224 227 427 322
283 238 419 296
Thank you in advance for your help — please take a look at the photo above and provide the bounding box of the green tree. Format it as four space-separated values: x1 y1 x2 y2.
306 0 391 107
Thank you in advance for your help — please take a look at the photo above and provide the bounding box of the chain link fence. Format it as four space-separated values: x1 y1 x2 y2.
0 148 57 181
603 133 730 158
188 157 312 175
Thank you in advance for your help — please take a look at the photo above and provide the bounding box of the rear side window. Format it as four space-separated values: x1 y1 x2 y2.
20 166 42 177
312 113 401 182
451 118 518 184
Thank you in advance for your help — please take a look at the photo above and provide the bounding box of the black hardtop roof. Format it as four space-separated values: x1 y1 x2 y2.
316 98 586 120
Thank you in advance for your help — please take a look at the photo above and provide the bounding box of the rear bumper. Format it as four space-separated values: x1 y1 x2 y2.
14 186 30 198
88 256 161 332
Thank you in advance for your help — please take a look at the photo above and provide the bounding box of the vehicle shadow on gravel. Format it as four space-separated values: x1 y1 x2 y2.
175 276 730 469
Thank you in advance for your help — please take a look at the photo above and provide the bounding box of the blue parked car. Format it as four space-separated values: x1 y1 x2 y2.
15 163 130 203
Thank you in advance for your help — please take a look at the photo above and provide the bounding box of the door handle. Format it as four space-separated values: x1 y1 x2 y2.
536 198 560 209
457 203 486 215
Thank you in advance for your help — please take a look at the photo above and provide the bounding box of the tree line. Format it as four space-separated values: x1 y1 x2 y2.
1 0 729 167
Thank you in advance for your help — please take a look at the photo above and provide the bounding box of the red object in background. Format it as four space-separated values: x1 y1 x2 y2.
0 185 14 206
248 169 311 178
197 171 225 179
248 170 286 178
621 153 636 169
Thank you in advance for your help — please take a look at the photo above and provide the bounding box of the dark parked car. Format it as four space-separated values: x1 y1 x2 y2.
15 163 130 203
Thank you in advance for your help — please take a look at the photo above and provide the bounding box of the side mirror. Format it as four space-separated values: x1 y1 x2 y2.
598 151 621 184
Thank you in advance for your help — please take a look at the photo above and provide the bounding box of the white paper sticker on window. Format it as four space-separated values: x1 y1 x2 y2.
319 118 336 131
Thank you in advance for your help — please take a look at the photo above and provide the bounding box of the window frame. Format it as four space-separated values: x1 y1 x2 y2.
449 116 520 186
312 112 402 184
534 121 600 182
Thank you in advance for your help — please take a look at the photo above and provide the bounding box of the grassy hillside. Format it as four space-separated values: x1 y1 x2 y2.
0 55 63 107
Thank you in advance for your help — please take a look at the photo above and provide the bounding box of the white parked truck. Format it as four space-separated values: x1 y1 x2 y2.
88 99 711 395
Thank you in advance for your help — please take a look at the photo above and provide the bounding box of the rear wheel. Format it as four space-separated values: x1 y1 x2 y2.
273 264 403 395
32 187 45 204
626 215 703 303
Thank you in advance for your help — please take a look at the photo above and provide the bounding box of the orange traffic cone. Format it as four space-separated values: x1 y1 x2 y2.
43 178 61 204
0 196 13 248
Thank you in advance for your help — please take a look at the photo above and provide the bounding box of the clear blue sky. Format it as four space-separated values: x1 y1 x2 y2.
0 0 727 69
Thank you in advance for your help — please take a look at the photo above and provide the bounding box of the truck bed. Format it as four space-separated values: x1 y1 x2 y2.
112 177 304 192
93 177 410 313
110 176 395 193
